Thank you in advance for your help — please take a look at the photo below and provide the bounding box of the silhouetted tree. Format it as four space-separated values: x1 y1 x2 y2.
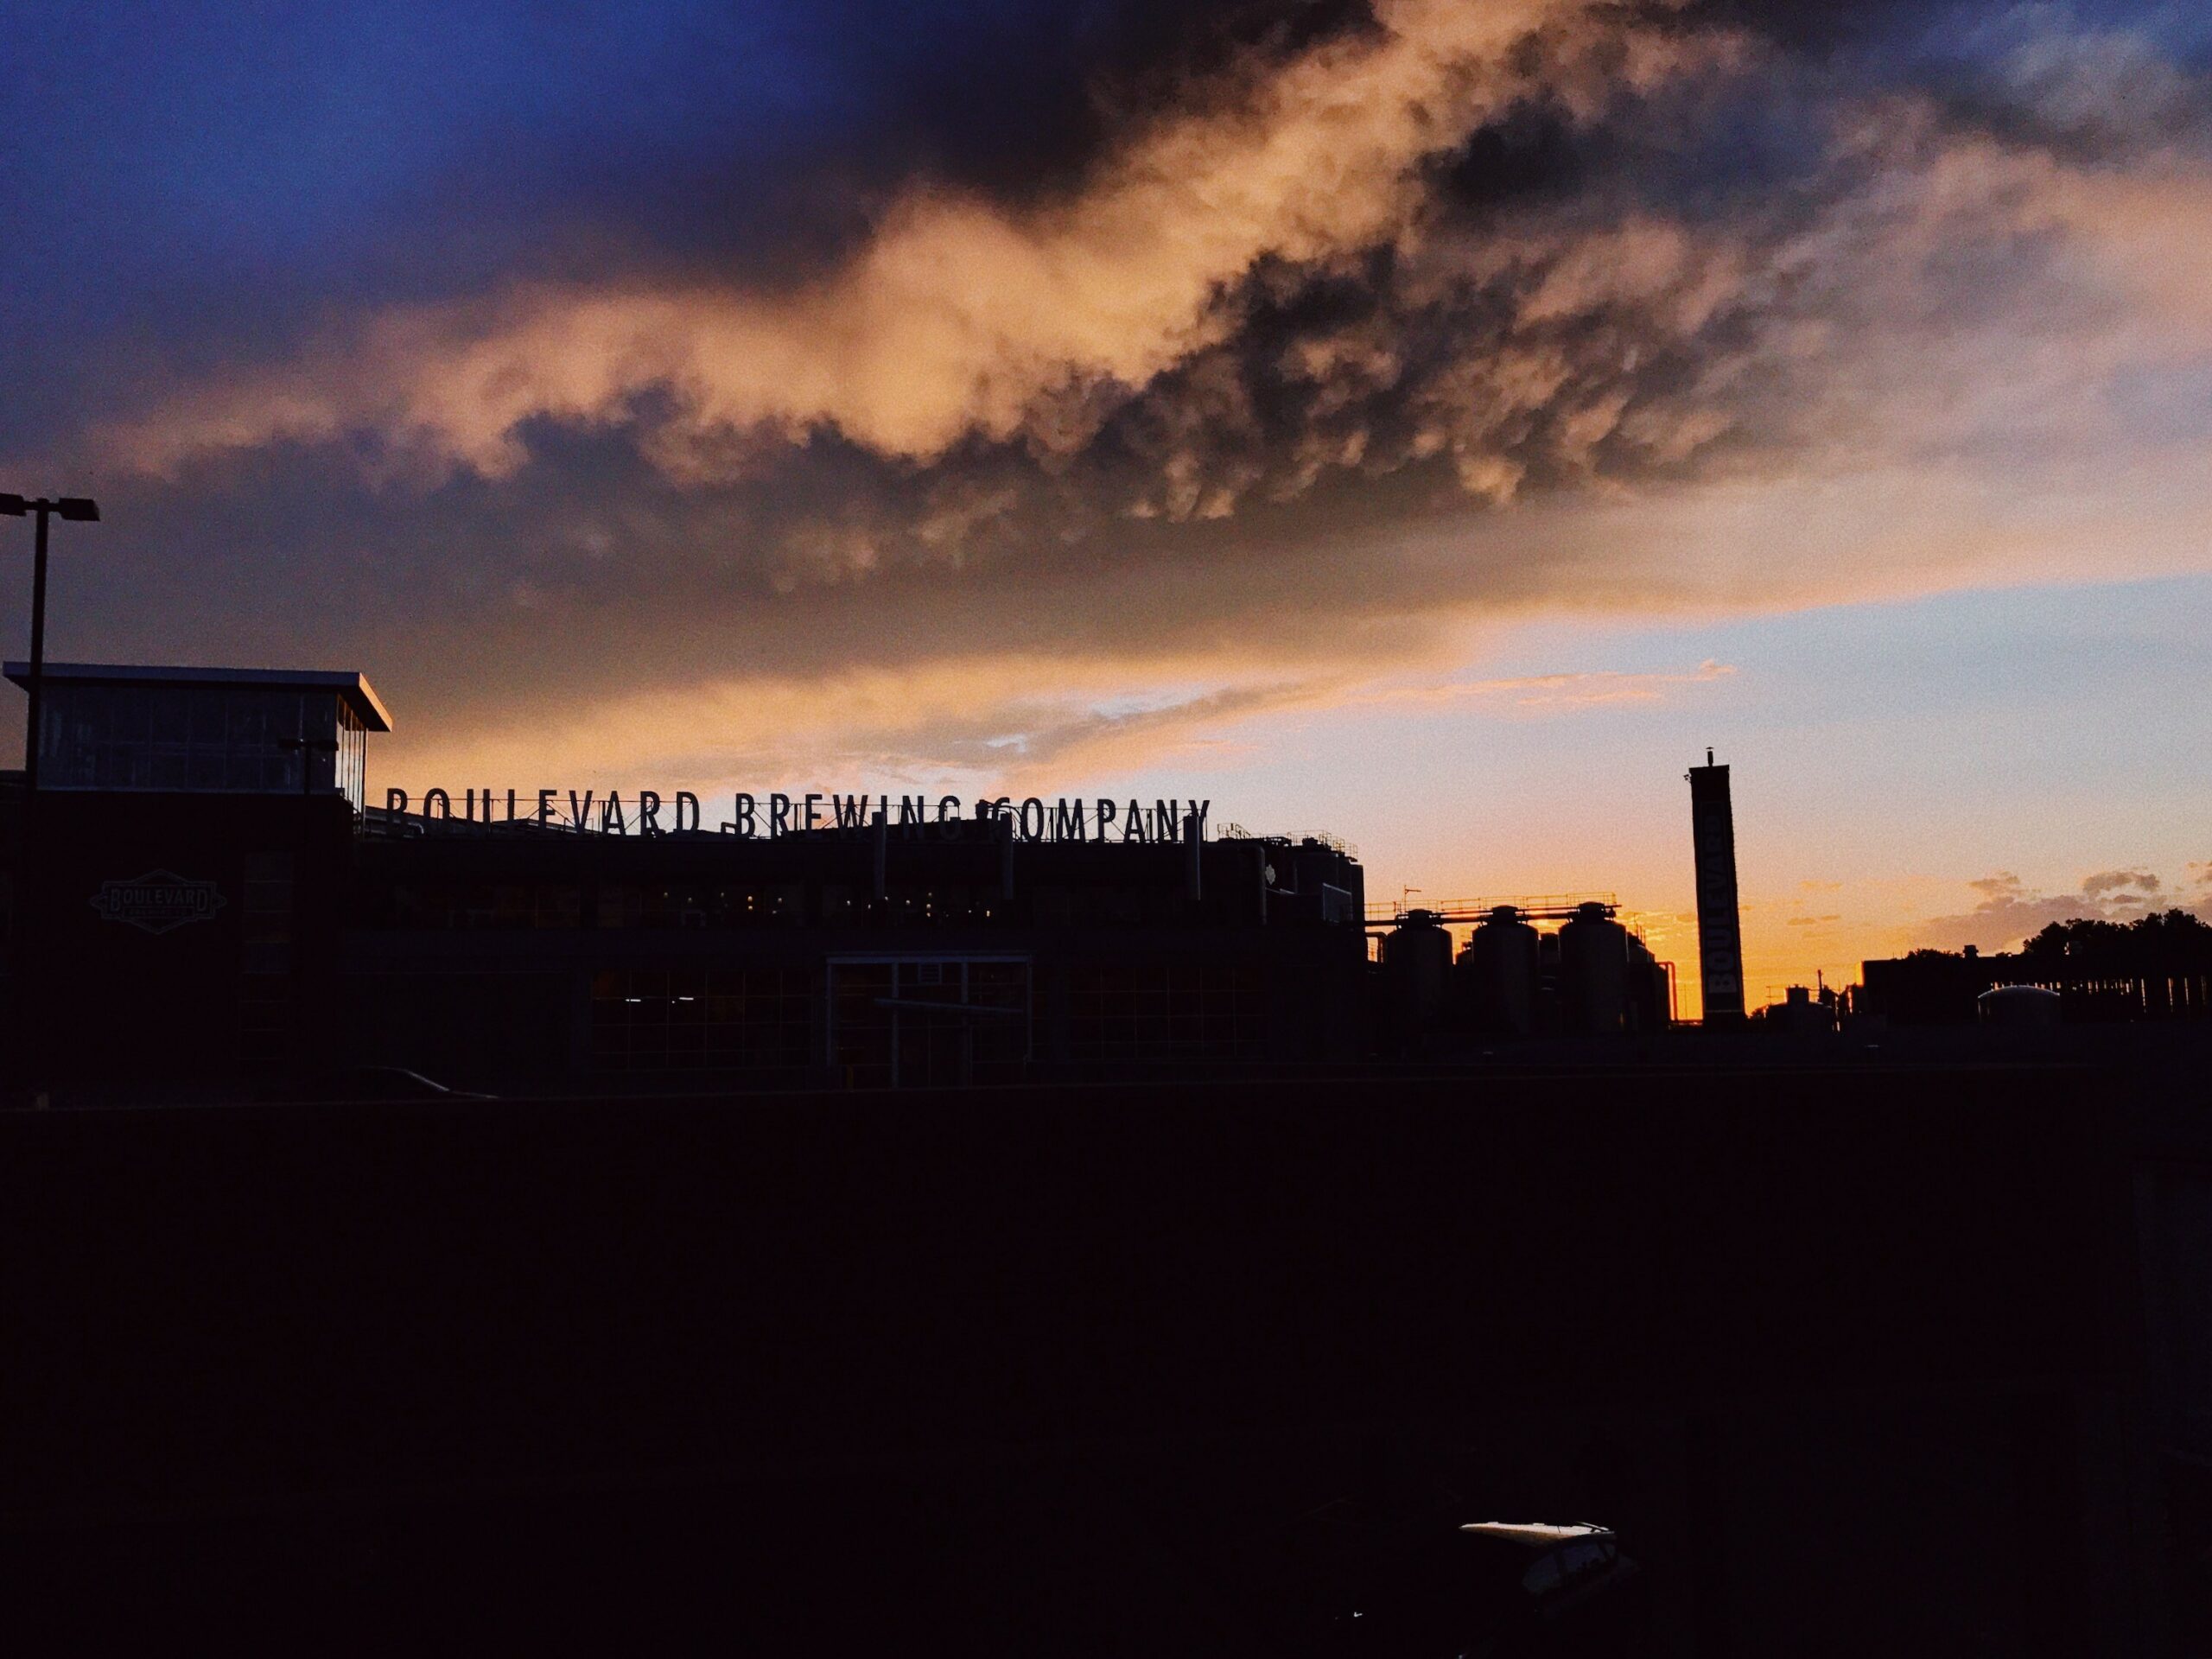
2018 910 2212 973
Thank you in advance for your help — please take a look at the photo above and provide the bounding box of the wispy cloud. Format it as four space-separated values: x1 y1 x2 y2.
1914 866 2199 952
386 647 1738 799
1354 658 1735 712
2082 868 2161 898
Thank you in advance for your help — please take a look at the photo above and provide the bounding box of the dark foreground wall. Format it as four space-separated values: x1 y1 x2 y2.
0 1067 2158 1651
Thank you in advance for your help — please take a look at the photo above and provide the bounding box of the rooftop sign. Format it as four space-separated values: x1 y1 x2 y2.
383 790 1211 844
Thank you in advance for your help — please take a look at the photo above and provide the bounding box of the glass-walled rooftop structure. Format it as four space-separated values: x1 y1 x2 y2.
3 663 391 812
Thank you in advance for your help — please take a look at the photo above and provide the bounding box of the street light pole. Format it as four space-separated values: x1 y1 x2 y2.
2 493 99 1108
0 495 98 787
27 504 51 793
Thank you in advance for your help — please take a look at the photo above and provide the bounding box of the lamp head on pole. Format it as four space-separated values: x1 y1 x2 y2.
0 495 100 521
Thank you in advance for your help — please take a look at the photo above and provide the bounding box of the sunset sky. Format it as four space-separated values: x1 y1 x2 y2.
4 0 2209 1013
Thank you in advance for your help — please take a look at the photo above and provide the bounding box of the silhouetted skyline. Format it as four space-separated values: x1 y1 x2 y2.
3 2 2210 1017
10 13 2212 1645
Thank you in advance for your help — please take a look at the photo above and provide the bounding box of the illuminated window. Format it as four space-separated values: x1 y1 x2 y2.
590 963 813 1073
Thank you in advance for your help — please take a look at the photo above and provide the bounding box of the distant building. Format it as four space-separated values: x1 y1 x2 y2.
1859 927 2212 1026
1688 750 1746 1026
1752 982 1839 1035
1857 946 2009 1026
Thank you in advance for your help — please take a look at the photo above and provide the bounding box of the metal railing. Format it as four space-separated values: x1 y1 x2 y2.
1364 893 1620 925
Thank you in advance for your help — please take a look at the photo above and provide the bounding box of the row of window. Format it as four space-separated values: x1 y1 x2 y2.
588 965 813 1070
829 959 1033 1089
41 687 369 807
1066 961 1268 1059
356 881 1214 931
384 956 1276 1077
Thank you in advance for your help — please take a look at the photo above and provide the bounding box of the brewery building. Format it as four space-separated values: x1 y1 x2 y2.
0 663 1368 1095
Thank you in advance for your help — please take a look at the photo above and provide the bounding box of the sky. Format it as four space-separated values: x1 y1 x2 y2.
3 0 2209 1014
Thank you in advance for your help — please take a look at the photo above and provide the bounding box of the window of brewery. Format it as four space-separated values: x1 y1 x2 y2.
590 963 810 1072
830 962 896 1087
965 960 1031 1078
827 957 1031 1087
41 684 368 809
1066 959 1263 1060
595 881 803 929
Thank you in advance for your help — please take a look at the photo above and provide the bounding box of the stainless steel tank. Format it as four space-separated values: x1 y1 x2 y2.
1381 910 1455 1030
1462 905 1541 1036
1558 901 1630 1036
1623 929 1667 1032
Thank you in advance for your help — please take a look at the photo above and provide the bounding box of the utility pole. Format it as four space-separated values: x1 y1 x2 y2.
2 496 99 790
2 494 99 1106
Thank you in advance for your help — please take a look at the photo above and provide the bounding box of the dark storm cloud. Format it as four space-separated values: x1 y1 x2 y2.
10 0 2212 784
1681 0 1948 51
2 1 1382 446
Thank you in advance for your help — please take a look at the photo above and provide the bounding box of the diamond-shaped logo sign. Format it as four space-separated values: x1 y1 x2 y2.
89 871 228 936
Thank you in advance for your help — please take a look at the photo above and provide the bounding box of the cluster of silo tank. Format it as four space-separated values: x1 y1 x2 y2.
1457 902 1671 1039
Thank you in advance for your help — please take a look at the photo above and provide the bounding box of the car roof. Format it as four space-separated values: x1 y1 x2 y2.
1459 1522 1611 1548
